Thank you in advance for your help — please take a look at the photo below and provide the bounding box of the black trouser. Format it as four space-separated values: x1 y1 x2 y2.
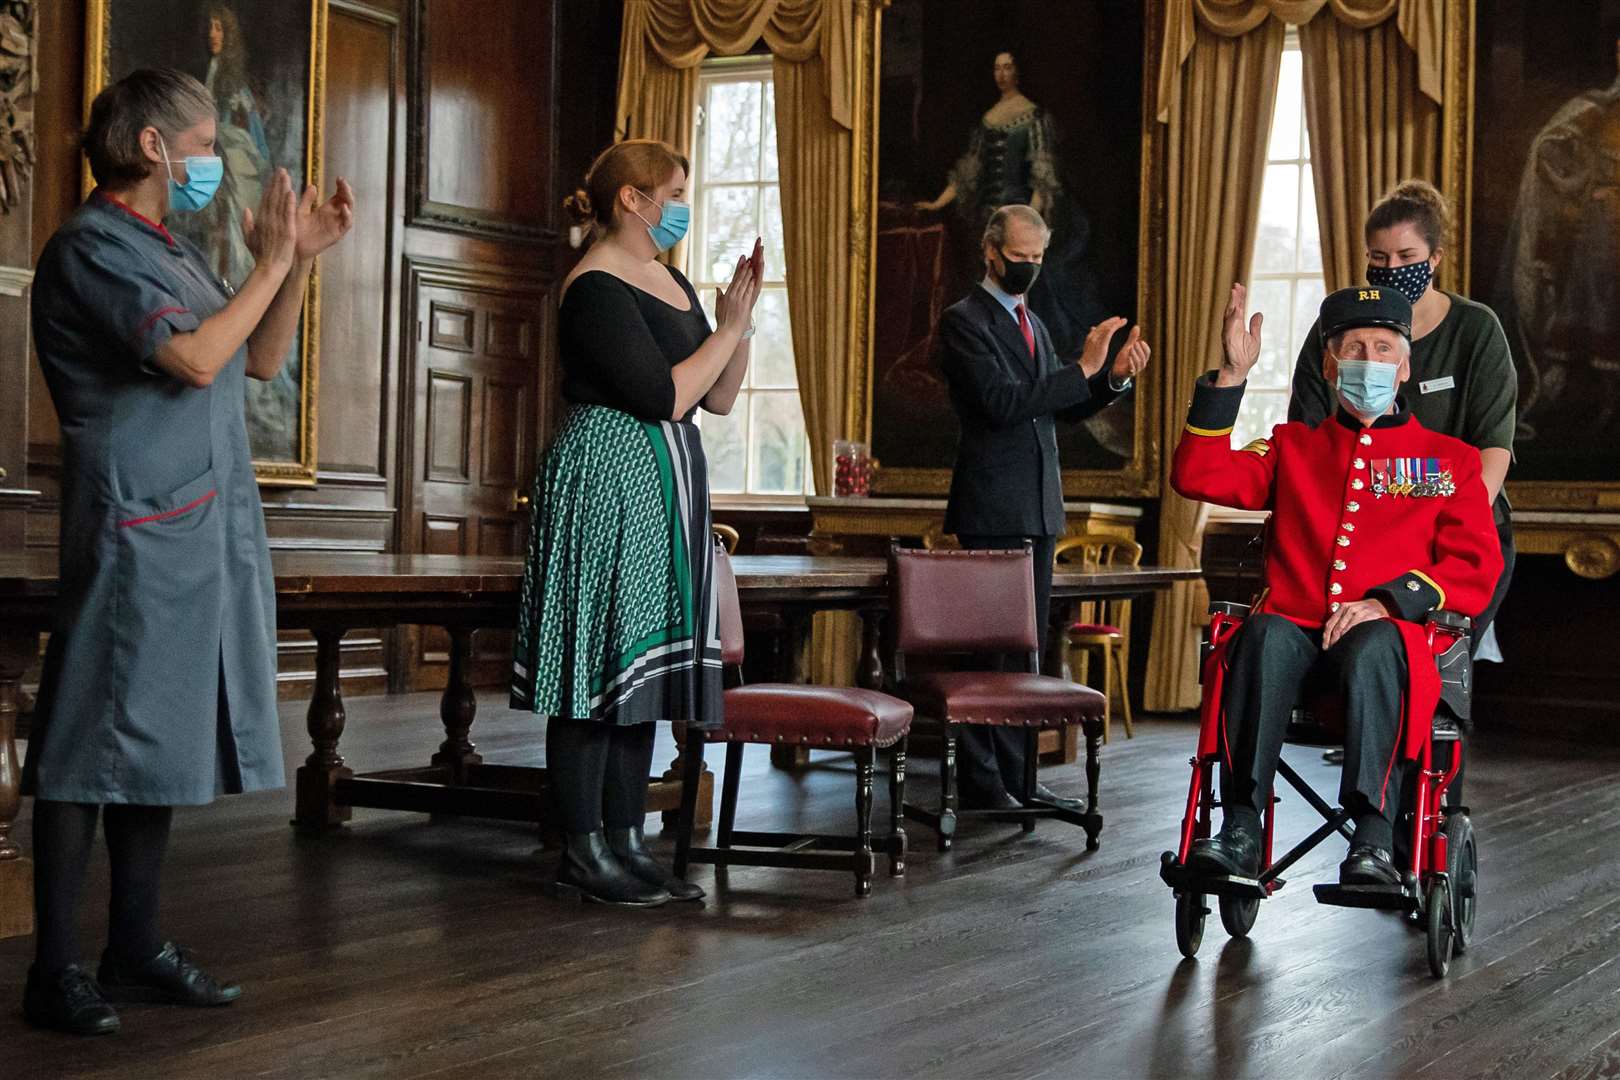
953 533 1056 799
1220 615 1408 828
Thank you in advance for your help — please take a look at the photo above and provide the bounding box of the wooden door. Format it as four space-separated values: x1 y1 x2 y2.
402 262 554 690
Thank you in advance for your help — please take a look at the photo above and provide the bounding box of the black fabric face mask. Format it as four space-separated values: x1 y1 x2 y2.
996 250 1041 295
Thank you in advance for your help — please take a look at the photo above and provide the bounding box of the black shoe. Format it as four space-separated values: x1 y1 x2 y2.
1339 844 1401 886
23 965 121 1036
549 829 672 907
1024 781 1085 813
608 824 705 902
97 942 241 1007
1188 820 1262 878
960 787 1023 811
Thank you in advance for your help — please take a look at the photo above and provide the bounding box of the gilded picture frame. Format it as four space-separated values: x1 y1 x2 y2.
851 0 1163 500
84 0 327 487
1465 0 1620 515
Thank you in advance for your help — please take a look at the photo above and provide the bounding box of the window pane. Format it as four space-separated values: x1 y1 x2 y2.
705 81 763 183
1299 164 1322 273
1247 278 1293 391
703 186 759 285
762 80 779 182
762 185 786 282
1233 389 1290 450
751 288 796 388
701 401 747 493
748 392 807 494
1267 49 1303 161
1292 276 1327 349
1253 164 1300 274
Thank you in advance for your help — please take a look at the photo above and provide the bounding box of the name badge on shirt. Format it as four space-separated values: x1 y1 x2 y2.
1419 376 1455 394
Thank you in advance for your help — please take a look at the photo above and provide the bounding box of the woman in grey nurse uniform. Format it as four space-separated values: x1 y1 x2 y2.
22 68 353 1036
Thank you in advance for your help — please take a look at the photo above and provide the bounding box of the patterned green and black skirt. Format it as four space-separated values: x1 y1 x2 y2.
511 404 723 728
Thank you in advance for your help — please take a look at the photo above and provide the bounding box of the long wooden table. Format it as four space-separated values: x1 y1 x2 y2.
0 552 1196 938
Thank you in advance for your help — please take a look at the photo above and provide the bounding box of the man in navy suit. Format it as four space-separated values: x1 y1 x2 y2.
938 203 1150 810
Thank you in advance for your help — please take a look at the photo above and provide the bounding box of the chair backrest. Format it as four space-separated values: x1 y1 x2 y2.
889 544 1038 656
1055 532 1143 630
711 542 746 665
711 522 740 554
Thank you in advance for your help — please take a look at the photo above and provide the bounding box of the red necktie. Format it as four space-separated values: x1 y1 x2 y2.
1016 303 1035 357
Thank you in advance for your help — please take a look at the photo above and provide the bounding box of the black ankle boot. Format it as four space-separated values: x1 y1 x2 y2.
607 824 705 902
549 830 671 907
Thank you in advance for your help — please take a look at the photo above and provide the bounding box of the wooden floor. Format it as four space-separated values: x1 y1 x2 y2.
5 695 1620 1079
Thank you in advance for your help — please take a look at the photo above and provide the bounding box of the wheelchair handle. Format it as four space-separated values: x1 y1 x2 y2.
1209 601 1253 619
1426 610 1472 634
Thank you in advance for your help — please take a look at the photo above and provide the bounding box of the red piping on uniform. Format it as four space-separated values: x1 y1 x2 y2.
136 305 190 340
117 489 216 528
1376 686 1408 810
95 190 176 246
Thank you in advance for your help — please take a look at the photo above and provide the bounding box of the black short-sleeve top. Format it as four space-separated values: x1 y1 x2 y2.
558 264 713 423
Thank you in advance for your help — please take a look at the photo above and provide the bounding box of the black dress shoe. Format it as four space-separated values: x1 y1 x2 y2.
1024 781 1085 813
608 824 705 902
1339 844 1401 886
23 965 121 1036
960 787 1023 811
98 943 241 1007
549 829 672 907
1188 820 1262 878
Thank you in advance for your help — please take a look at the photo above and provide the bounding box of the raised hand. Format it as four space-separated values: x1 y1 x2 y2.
294 177 356 261
1110 325 1151 382
1079 316 1129 377
1218 283 1263 387
242 167 298 274
717 238 764 336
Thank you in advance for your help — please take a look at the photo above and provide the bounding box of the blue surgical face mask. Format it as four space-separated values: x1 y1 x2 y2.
632 187 690 252
1334 358 1402 420
159 134 223 213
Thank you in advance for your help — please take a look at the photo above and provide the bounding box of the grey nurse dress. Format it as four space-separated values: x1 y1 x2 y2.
23 192 284 805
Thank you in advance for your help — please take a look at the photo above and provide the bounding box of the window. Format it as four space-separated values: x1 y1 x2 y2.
1233 35 1325 449
687 59 812 498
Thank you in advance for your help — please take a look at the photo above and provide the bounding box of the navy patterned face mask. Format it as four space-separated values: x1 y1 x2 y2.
1365 259 1432 304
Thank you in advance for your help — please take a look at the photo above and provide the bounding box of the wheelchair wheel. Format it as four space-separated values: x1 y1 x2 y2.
1446 812 1478 955
1219 895 1260 938
1175 891 1207 958
1425 882 1453 977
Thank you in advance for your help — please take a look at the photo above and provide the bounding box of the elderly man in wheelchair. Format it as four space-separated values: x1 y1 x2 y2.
1160 284 1504 973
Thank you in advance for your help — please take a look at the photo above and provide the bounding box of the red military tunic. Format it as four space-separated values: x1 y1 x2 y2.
1171 374 1504 758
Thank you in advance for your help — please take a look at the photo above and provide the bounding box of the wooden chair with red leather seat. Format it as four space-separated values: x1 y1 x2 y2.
1055 533 1144 742
891 543 1108 852
673 542 913 898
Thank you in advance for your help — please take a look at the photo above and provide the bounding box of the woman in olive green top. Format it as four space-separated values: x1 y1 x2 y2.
1289 180 1516 650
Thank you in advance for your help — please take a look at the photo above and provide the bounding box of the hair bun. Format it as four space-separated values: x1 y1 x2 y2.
563 188 594 225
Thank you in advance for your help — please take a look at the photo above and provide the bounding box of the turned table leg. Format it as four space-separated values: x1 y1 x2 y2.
430 627 483 783
294 628 353 832
0 632 35 939
659 720 714 833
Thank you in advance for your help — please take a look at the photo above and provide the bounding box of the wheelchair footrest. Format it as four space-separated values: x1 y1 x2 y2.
1160 854 1270 900
1312 882 1416 912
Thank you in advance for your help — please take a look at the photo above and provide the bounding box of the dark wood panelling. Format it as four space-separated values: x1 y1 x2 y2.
408 0 558 241
313 2 401 484
428 300 475 351
423 514 467 555
425 370 473 482
480 379 526 489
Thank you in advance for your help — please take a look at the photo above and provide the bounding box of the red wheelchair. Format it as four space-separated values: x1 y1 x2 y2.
1159 601 1479 977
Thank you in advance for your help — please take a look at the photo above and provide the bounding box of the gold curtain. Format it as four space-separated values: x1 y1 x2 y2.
615 0 856 495
1144 14 1285 711
1298 10 1441 291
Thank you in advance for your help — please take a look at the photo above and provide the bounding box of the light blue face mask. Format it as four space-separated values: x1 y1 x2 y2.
632 187 690 252
159 134 223 213
1335 358 1402 419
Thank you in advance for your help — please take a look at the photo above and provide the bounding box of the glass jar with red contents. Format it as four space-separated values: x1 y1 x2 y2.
832 439 872 497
